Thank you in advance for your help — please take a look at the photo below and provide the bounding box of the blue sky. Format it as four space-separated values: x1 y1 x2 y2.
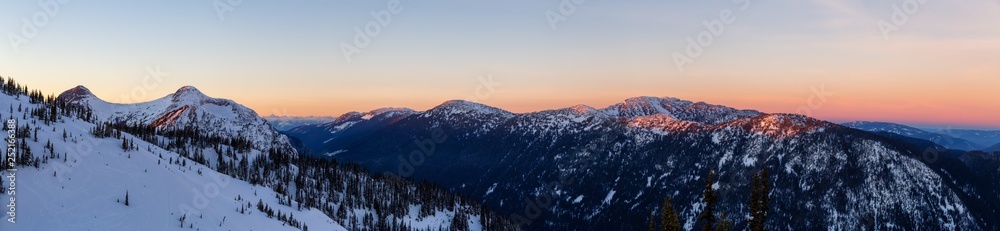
2 0 998 129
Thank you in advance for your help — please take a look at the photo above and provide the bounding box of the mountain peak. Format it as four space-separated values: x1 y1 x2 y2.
568 104 597 114
434 100 485 110
172 85 210 100
437 99 478 107
430 100 511 115
599 96 762 124
365 107 415 118
71 85 92 93
175 85 202 94
56 85 97 103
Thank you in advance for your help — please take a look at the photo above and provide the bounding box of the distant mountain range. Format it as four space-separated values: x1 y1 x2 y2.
284 96 1000 230
841 121 994 151
930 129 1000 149
264 115 337 131
987 143 1000 153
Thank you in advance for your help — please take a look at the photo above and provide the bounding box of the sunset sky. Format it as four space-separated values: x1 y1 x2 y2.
1 1 998 129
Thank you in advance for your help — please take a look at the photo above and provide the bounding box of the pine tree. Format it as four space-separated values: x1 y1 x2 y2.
337 203 348 222
698 169 718 231
649 211 657 231
749 169 770 231
715 212 732 231
661 197 681 231
450 212 469 231
125 190 130 206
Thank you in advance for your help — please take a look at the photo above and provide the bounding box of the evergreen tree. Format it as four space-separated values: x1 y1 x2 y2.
698 170 718 231
336 203 348 222
450 212 469 231
661 197 681 231
649 211 657 231
748 169 770 231
125 190 130 206
715 212 732 231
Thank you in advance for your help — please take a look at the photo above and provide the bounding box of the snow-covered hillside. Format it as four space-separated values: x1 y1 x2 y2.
0 87 345 230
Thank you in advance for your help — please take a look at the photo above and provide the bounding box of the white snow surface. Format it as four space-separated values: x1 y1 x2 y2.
0 92 345 231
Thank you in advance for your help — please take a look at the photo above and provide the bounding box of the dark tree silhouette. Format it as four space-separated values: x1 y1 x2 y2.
698 169 718 231
749 168 770 231
662 197 681 231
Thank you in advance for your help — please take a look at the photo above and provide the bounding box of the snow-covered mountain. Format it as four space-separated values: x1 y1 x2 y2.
289 96 763 158
285 97 1000 230
929 129 1000 149
599 96 763 124
58 85 295 154
843 121 982 151
286 107 416 157
264 115 337 131
2 78 515 231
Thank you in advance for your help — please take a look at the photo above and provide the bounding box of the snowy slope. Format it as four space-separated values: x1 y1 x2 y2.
0 90 345 231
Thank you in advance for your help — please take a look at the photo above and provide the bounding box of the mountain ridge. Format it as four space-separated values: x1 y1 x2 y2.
57 85 294 153
284 96 999 230
842 121 983 151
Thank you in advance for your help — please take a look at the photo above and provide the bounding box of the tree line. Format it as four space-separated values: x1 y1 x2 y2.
650 168 770 231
